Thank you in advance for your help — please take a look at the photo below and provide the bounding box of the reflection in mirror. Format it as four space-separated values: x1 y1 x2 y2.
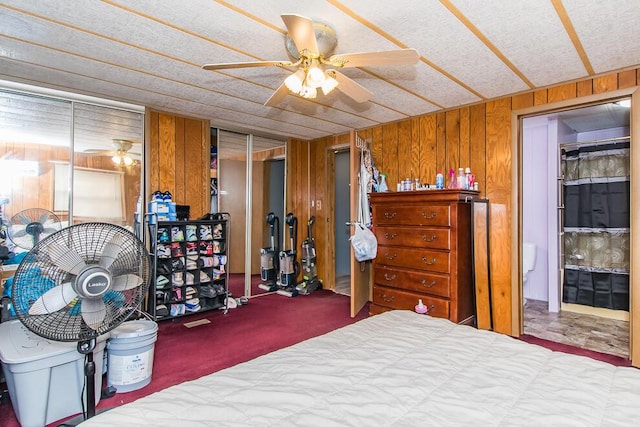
215 129 286 298
0 88 144 257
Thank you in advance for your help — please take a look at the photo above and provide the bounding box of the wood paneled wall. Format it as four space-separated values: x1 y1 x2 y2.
298 67 639 334
147 109 210 219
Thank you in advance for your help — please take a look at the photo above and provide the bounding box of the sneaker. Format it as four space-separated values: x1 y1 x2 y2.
211 269 224 280
157 244 171 258
186 302 201 313
158 228 170 242
152 191 164 202
156 259 172 275
172 272 184 286
186 298 200 311
199 225 212 240
213 255 227 266
199 285 216 298
163 191 172 202
173 287 183 301
179 303 186 315
213 284 226 295
199 256 214 268
186 257 197 270
171 242 184 258
186 242 198 255
199 270 211 283
213 241 223 254
170 304 180 316
171 257 185 270
156 275 170 289
212 224 223 239
185 271 195 285
186 225 197 242
199 241 213 255
156 304 169 317
186 286 197 297
171 226 184 242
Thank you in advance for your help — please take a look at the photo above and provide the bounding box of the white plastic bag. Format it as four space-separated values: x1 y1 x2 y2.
350 223 378 262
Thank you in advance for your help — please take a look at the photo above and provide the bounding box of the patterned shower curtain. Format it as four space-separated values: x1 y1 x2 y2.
561 139 630 311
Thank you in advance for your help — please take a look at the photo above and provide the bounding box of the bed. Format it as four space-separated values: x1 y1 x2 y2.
81 310 640 426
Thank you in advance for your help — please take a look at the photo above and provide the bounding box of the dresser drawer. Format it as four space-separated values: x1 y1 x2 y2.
375 266 450 298
377 246 450 273
372 285 450 319
374 226 450 250
372 205 450 226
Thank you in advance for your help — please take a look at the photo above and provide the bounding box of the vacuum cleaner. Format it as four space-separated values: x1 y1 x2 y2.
258 212 280 292
276 212 300 297
296 216 322 295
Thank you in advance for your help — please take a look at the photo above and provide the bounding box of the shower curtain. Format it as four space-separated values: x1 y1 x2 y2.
561 139 630 311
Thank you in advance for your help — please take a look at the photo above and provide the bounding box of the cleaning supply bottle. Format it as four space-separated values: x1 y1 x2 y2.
457 168 465 189
448 169 456 188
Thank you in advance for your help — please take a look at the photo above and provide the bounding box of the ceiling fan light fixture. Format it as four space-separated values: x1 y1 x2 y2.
321 74 339 95
300 85 317 99
285 72 304 93
111 155 122 165
306 66 325 88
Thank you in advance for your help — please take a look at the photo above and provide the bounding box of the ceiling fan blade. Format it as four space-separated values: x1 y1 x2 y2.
329 48 420 68
81 297 106 330
202 60 292 71
47 243 88 275
99 234 124 269
112 274 143 291
265 82 290 107
282 14 318 54
28 282 78 315
331 70 373 103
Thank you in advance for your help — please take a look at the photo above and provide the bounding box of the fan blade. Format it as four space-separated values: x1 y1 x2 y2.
332 70 373 103
43 228 59 234
12 229 27 238
99 234 124 269
28 282 78 315
282 14 318 54
47 243 87 275
112 274 143 291
17 212 32 225
264 83 290 107
81 297 106 330
328 48 420 68
202 60 292 71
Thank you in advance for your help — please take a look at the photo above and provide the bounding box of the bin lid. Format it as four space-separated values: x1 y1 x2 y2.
0 320 109 364
110 319 158 339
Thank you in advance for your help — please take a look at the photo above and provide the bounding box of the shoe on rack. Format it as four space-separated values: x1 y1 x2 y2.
199 225 213 241
199 285 216 298
163 191 172 202
185 271 195 285
152 191 164 202
171 242 184 258
199 270 211 283
213 241 223 254
156 304 169 317
186 225 197 242
156 275 170 289
186 242 198 255
171 257 185 270
173 287 183 301
172 272 184 286
158 228 170 242
157 259 172 275
170 304 181 316
186 286 197 297
198 256 214 268
212 224 223 239
171 226 185 242
186 257 197 270
199 241 213 255
157 244 171 258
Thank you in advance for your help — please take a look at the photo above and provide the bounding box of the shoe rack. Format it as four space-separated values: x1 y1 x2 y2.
147 213 231 320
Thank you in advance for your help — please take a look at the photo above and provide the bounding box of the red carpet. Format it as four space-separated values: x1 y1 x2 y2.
519 334 631 367
0 288 367 427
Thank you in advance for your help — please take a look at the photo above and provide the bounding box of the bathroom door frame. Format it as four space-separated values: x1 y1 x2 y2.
512 86 640 367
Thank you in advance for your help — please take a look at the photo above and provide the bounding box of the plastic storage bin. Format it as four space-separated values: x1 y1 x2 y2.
107 319 158 393
0 320 107 427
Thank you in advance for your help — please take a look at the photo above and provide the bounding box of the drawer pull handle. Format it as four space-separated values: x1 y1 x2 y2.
422 234 437 242
381 293 395 303
384 273 397 281
384 253 397 260
421 279 436 288
384 212 397 219
422 211 437 219
422 256 437 265
383 232 398 240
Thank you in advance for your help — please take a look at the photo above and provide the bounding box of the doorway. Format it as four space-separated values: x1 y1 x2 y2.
334 150 350 295
521 100 630 358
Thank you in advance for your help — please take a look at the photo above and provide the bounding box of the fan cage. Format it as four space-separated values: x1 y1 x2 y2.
8 208 62 250
11 222 151 342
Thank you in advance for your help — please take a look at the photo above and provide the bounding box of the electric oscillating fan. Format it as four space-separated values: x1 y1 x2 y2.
7 208 62 250
10 222 151 420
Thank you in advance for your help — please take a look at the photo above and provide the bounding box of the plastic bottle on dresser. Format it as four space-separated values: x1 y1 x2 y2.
457 168 465 189
436 172 444 189
464 167 471 190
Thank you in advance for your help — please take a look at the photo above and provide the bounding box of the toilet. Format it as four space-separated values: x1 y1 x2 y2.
522 242 537 305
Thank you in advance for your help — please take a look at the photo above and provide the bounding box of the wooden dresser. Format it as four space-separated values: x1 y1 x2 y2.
369 189 477 323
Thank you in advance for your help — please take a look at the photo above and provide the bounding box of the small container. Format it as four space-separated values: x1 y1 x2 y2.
473 182 479 191
415 299 428 314
436 172 444 189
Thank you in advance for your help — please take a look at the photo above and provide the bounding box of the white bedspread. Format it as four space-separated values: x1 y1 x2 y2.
81 310 640 426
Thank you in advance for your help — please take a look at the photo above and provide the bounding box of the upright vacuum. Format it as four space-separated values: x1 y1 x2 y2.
258 212 280 292
296 216 322 295
276 212 300 297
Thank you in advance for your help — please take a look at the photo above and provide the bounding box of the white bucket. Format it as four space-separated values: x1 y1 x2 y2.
106 319 158 393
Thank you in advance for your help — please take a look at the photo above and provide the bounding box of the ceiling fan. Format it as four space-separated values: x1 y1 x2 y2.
202 13 420 106
84 139 141 166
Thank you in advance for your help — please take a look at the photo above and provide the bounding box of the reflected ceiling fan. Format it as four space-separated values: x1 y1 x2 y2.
202 13 420 106
84 139 141 166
